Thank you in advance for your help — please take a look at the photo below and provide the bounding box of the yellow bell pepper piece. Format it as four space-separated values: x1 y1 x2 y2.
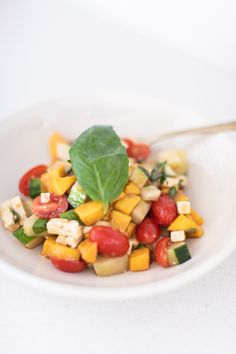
125 182 140 195
186 215 204 238
129 247 150 271
42 237 80 261
175 192 189 202
111 210 131 233
167 214 198 232
115 194 141 215
41 166 66 192
190 208 204 225
49 132 68 162
126 222 136 238
50 175 76 196
75 201 104 226
78 239 97 263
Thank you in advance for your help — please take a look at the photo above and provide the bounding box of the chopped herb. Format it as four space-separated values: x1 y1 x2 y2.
150 161 168 185
9 207 20 224
168 186 177 198
138 166 151 179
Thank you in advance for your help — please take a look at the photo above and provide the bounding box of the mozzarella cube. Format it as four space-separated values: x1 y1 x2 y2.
40 193 51 204
56 143 71 161
10 196 27 225
0 200 18 232
141 185 161 201
47 218 83 248
177 201 191 214
170 230 186 242
56 234 68 246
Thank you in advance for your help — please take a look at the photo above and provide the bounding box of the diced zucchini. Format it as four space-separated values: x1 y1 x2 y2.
23 214 48 236
13 227 44 248
167 241 191 266
130 167 149 188
29 178 41 199
60 210 81 222
68 182 87 208
33 218 48 234
131 200 151 224
140 185 161 201
93 255 129 277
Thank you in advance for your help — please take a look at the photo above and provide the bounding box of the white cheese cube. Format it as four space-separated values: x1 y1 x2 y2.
170 230 186 242
10 196 27 225
56 143 71 161
177 201 191 214
56 234 68 246
40 193 51 204
141 185 161 201
47 218 83 248
0 200 18 232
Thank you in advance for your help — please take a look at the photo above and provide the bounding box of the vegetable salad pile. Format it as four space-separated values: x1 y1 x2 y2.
0 126 204 276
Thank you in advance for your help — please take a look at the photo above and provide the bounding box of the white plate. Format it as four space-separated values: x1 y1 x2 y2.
0 94 236 300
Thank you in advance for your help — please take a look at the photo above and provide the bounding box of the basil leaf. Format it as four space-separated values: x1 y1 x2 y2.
69 126 129 204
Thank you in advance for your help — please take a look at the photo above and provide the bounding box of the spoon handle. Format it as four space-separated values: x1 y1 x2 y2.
146 120 236 146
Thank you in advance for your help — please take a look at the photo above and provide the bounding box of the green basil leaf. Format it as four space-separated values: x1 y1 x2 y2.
69 126 129 204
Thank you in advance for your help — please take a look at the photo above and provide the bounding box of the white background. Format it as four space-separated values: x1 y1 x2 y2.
0 1 236 353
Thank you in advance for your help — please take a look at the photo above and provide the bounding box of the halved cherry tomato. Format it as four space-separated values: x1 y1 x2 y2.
50 257 86 273
32 193 68 218
154 236 171 267
136 217 161 244
19 165 48 196
151 194 177 226
122 138 134 150
127 144 150 161
89 226 129 257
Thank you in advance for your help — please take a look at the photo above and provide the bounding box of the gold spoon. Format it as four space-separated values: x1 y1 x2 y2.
146 120 236 146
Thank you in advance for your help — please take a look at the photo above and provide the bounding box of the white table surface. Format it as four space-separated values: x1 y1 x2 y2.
0 1 236 353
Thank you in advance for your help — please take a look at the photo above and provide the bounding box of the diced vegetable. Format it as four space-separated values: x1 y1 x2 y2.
60 210 81 222
32 194 68 219
124 182 140 195
93 254 129 277
29 178 41 198
40 167 66 192
190 208 204 225
23 214 48 236
130 167 149 188
42 237 80 260
50 257 86 273
68 181 87 208
167 214 197 232
167 242 191 265
50 175 76 196
157 149 187 174
19 165 47 196
22 197 33 217
129 247 150 271
141 185 161 201
13 227 44 248
126 222 136 238
49 133 69 162
111 210 131 233
131 200 151 224
186 215 204 238
78 239 98 263
114 194 141 215
33 218 48 234
112 192 125 203
75 201 104 226
175 192 189 202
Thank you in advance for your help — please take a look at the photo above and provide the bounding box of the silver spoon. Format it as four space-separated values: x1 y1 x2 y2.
145 120 236 146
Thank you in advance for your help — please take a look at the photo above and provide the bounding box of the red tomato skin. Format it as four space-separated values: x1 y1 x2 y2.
127 144 151 161
19 165 48 196
122 138 134 150
154 237 171 267
151 194 177 226
89 226 129 257
32 193 68 218
136 217 161 244
50 257 86 273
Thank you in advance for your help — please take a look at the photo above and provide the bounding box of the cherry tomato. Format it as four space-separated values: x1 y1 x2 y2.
136 217 161 244
122 138 134 150
19 165 48 196
127 144 151 161
50 257 86 273
151 194 177 226
89 226 129 257
32 193 68 218
154 237 171 267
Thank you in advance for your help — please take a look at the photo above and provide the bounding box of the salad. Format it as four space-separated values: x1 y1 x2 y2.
0 126 204 276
